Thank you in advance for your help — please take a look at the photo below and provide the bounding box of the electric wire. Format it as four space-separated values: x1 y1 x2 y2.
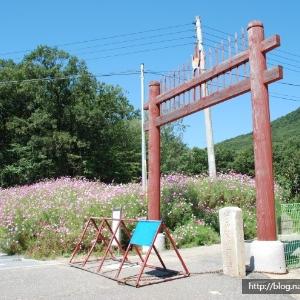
270 53 300 64
1 29 196 60
202 24 235 38
0 70 140 85
69 29 195 52
74 36 195 56
276 49 300 59
269 58 300 70
83 42 194 61
0 22 193 56
271 95 300 102
271 91 300 99
3 39 196 62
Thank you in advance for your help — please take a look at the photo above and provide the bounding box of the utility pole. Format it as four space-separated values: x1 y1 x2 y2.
140 63 147 192
195 16 217 178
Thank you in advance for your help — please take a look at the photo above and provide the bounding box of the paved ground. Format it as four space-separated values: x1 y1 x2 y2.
0 245 298 300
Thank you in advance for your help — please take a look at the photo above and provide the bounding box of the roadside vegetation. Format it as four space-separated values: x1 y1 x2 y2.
0 173 284 258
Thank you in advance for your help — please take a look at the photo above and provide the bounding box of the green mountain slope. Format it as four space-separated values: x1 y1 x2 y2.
217 107 300 151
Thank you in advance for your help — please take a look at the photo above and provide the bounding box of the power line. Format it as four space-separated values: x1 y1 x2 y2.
74 36 195 57
0 22 192 56
271 91 300 99
271 95 300 102
279 81 300 87
84 42 194 61
0 70 140 85
270 53 300 64
202 24 235 38
69 29 194 53
203 32 246 50
269 58 300 70
1 29 195 61
3 40 196 63
276 49 300 59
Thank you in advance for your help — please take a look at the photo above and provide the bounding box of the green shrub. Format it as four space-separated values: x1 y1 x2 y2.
172 221 219 248
243 211 257 240
161 199 194 230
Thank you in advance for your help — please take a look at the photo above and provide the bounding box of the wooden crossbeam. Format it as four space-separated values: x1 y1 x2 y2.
143 34 280 110
144 66 282 130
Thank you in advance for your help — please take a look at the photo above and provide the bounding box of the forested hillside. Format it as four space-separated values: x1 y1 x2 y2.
219 107 300 151
214 107 300 202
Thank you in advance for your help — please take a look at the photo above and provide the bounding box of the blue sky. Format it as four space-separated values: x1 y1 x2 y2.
1 0 299 148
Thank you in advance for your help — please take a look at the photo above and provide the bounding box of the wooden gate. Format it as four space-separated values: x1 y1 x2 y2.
144 21 283 241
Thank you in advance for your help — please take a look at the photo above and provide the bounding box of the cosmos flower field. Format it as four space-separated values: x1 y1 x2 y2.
0 173 283 258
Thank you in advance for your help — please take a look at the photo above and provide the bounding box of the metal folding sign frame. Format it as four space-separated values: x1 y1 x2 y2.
70 218 190 287
115 220 190 287
69 217 143 272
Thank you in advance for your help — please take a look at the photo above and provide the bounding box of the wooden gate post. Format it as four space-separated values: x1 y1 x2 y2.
148 81 161 220
248 21 277 240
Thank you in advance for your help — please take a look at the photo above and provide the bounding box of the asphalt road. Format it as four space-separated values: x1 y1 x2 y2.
0 245 296 300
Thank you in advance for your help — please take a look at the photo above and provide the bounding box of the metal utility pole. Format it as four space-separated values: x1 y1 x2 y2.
195 16 217 178
140 63 147 192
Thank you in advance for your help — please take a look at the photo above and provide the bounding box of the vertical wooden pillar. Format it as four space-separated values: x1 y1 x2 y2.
248 21 276 240
148 81 161 220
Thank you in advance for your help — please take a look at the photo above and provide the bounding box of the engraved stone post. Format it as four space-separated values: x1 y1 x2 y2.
219 207 245 277
112 208 122 247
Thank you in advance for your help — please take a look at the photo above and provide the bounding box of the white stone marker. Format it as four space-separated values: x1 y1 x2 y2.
112 208 122 247
219 207 246 277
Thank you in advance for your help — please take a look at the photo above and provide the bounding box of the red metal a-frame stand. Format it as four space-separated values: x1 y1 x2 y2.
70 218 189 287
69 217 144 272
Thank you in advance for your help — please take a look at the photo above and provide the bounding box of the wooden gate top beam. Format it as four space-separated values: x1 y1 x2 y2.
143 34 280 111
144 66 282 130
155 66 282 127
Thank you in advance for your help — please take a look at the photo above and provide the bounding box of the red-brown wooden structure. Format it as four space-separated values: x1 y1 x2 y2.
144 21 283 241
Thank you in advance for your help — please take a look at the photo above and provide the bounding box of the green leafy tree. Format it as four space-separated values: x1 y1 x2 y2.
273 138 300 202
183 147 208 174
160 122 190 174
0 46 140 186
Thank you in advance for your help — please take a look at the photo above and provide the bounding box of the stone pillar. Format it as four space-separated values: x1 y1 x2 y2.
219 207 245 277
112 208 122 247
